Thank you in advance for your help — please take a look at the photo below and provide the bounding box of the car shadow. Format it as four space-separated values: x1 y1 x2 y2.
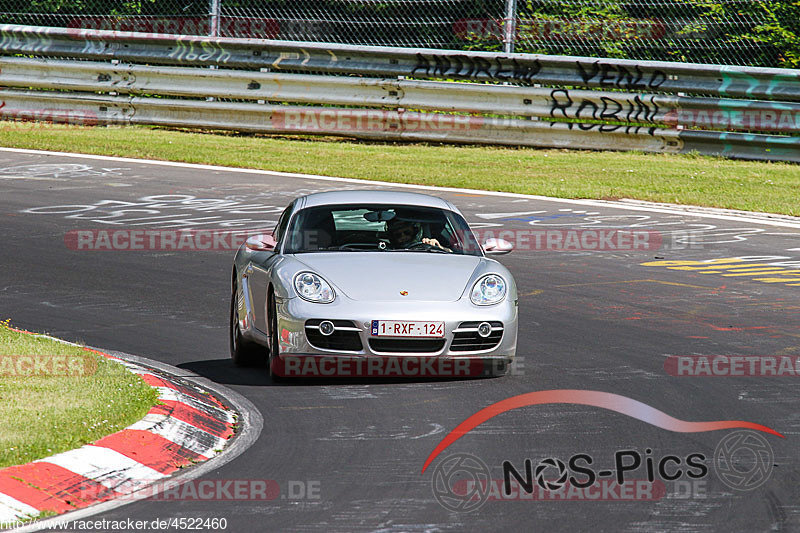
177 358 272 387
177 358 496 387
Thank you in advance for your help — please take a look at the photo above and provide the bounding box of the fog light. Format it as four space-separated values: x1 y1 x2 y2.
477 322 492 338
319 320 335 336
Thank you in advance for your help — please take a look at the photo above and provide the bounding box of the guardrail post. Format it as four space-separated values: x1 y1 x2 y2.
503 0 518 54
209 0 221 37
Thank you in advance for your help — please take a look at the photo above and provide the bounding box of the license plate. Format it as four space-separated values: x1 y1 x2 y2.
371 320 445 338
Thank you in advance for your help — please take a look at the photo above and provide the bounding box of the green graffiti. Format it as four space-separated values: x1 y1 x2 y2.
720 65 800 99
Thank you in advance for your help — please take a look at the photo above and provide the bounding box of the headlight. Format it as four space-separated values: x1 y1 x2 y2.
470 274 507 306
294 272 335 303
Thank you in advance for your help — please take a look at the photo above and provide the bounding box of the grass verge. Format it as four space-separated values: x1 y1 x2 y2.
0 124 798 215
0 320 158 469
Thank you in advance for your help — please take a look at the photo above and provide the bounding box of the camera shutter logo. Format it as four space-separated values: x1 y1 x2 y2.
431 453 491 512
714 430 774 491
534 457 569 491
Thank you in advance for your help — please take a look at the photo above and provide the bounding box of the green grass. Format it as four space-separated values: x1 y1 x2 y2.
1 124 799 215
0 320 158 469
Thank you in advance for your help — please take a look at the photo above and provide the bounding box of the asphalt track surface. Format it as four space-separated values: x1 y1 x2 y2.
2 148 800 532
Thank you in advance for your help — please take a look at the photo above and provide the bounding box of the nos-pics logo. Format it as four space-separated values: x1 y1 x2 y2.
431 431 775 512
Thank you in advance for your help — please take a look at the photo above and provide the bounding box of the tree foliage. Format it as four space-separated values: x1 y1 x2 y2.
1 1 797 68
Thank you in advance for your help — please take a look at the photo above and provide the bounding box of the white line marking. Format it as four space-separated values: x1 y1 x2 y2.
0 176 64 181
3 146 800 229
475 211 546 220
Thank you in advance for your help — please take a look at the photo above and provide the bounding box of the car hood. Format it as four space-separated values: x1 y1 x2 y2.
293 252 482 302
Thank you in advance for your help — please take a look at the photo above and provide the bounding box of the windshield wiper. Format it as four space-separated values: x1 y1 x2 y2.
388 247 450 254
306 245 382 252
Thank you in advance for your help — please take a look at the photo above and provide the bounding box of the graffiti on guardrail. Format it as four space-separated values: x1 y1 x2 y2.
166 39 232 63
0 24 797 162
1 25 797 100
0 27 52 54
549 90 660 126
412 53 542 84
410 54 669 91
718 67 800 100
546 90 800 133
576 61 667 90
548 91 660 135
269 107 669 138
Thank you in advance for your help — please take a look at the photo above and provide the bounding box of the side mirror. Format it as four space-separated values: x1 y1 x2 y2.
482 237 513 255
245 232 277 252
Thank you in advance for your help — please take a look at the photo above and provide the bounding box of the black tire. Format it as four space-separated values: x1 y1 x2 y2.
230 275 265 367
266 290 286 382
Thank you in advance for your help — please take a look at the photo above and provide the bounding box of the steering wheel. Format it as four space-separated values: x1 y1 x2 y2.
403 241 436 250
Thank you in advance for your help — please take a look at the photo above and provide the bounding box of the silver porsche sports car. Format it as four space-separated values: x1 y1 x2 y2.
230 190 518 378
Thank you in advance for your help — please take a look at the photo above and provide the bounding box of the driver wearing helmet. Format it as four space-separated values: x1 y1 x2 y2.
386 217 450 251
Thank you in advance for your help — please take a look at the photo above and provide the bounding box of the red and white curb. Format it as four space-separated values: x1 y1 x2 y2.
0 334 237 523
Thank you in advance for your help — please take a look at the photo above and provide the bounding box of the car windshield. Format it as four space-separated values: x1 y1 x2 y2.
283 204 482 256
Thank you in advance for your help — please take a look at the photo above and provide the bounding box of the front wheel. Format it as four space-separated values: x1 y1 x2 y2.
230 276 264 367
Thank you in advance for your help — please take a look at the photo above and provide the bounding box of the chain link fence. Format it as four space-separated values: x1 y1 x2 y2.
0 1 797 68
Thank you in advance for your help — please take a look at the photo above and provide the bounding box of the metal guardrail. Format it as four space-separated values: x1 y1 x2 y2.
0 89 685 153
0 25 798 162
2 57 799 135
2 24 799 100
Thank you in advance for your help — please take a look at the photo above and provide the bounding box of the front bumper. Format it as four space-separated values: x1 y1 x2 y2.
273 295 518 360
